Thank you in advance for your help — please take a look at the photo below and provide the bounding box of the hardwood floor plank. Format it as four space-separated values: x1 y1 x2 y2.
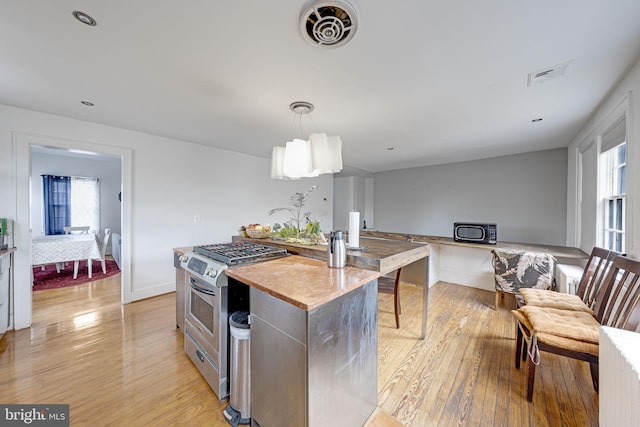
0 277 599 426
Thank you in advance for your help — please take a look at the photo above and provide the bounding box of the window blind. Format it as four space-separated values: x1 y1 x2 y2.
601 117 626 153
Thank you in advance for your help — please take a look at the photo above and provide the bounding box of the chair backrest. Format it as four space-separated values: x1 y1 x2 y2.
593 255 640 331
492 249 556 293
64 226 90 234
100 228 112 258
575 247 620 309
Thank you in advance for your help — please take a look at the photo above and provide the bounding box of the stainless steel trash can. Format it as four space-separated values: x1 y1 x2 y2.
223 311 251 426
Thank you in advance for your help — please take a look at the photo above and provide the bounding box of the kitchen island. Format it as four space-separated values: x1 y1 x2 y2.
225 255 380 427
234 235 431 338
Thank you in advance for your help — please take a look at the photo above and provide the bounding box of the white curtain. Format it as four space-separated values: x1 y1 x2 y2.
71 177 100 233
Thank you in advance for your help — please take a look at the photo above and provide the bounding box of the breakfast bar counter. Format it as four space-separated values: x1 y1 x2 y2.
225 255 380 311
226 255 381 427
235 235 430 274
234 235 431 339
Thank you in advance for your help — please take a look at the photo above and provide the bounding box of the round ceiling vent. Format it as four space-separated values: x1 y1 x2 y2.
299 1 359 49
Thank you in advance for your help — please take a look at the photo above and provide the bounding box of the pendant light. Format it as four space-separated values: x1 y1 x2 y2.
270 102 343 179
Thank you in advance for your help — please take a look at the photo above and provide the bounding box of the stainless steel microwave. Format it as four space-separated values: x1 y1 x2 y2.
453 222 497 245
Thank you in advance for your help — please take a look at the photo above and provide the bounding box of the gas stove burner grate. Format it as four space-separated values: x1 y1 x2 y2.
194 241 288 266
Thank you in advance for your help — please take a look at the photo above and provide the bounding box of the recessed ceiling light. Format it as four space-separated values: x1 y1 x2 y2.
81 101 95 107
73 11 97 26
531 118 543 122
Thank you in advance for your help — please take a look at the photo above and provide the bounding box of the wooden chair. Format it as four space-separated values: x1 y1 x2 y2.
492 249 555 309
512 255 640 402
519 247 619 313
378 268 402 328
64 226 90 234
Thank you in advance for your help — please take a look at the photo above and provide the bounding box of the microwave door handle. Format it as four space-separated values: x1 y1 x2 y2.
189 277 216 296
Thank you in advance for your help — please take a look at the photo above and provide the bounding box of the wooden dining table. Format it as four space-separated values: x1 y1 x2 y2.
32 234 101 279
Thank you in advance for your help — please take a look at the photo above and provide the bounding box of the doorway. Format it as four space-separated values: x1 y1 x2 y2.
14 133 132 329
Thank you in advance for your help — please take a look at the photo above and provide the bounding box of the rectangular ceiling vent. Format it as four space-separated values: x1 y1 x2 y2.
527 60 574 86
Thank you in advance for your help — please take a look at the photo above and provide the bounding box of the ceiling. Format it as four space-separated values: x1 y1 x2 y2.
2 1 640 176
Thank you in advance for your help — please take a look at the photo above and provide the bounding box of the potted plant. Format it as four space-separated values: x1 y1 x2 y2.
269 185 325 244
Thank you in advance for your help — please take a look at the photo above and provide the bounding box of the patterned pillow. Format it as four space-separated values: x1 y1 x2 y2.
492 249 555 294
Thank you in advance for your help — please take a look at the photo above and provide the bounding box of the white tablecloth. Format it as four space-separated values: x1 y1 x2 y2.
32 234 101 265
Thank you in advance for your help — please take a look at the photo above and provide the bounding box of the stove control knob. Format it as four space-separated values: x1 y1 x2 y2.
205 267 218 278
179 255 188 263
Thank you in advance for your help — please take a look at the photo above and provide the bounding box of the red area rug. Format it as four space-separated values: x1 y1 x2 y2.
33 259 120 291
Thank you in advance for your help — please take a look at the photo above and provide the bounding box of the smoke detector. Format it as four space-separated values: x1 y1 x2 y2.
299 0 359 48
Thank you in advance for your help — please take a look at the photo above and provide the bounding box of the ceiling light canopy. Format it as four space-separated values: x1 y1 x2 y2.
271 102 343 180
300 0 358 48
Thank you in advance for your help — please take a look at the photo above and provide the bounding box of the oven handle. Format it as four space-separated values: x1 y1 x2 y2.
190 277 216 296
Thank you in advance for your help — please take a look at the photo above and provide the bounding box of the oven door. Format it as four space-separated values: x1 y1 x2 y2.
185 272 221 360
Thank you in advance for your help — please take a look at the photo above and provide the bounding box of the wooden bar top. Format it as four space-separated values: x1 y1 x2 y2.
234 236 430 275
225 255 380 311
360 230 588 260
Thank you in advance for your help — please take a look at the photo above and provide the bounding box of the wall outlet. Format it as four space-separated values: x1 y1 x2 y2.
193 215 200 223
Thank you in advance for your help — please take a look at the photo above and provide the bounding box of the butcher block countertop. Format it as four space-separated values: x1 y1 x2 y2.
225 255 380 311
234 235 430 275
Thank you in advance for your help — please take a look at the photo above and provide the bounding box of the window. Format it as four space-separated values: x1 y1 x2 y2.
70 177 100 232
43 175 100 235
600 117 626 253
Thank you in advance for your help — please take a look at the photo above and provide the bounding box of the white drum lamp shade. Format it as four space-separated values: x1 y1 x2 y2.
283 139 319 178
310 133 343 174
270 146 293 180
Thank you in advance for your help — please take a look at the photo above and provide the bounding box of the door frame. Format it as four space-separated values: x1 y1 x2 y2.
14 132 132 329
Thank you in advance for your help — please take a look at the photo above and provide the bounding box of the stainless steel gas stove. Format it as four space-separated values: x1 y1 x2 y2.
179 241 288 399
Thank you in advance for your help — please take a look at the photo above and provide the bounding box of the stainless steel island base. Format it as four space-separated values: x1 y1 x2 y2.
250 280 378 427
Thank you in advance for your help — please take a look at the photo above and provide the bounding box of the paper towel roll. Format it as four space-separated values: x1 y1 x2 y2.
348 211 360 248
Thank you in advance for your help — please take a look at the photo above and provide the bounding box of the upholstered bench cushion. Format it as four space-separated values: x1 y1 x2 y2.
519 288 593 314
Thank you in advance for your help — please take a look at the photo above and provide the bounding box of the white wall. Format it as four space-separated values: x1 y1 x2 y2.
30 150 122 237
373 148 568 245
0 104 333 329
333 175 368 232
567 57 639 259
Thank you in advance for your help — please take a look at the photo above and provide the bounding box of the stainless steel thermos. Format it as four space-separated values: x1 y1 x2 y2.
328 230 347 268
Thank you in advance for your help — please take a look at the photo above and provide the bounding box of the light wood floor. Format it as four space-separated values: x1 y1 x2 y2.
0 275 598 426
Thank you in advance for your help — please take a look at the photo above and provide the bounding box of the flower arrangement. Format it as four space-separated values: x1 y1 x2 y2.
268 185 326 244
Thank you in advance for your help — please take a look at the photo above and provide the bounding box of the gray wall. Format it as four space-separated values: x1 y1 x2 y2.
373 148 568 245
30 149 122 237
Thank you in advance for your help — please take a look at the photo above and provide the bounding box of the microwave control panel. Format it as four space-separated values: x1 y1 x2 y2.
487 225 497 243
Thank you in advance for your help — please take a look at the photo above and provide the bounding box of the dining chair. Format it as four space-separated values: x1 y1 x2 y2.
512 254 640 402
60 226 91 271
378 268 402 328
492 249 556 309
518 247 620 314
92 228 112 274
64 226 90 234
